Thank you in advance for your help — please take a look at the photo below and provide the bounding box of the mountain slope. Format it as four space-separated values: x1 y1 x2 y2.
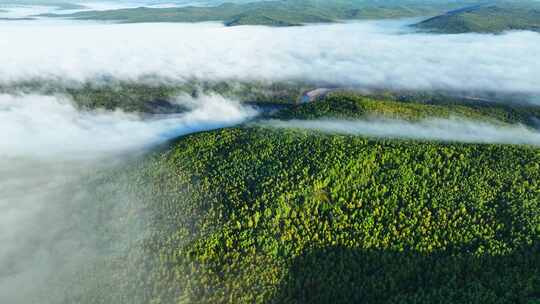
70 93 540 304
41 0 480 26
415 2 540 33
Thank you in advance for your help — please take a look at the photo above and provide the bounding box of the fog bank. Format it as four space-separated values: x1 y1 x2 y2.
0 93 257 159
1 21 539 97
0 93 256 303
265 118 540 147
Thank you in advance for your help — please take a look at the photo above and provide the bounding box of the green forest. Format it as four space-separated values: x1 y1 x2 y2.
3 80 538 122
2 2 540 303
66 93 540 304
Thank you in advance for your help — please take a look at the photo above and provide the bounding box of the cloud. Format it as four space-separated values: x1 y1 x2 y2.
0 156 153 304
264 118 540 147
0 93 257 159
0 4 54 17
0 20 539 97
1 11 539 303
0 92 257 303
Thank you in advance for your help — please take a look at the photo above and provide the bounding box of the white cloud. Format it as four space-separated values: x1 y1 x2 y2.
264 118 540 147
0 93 257 159
0 92 257 303
0 20 539 96
0 13 539 303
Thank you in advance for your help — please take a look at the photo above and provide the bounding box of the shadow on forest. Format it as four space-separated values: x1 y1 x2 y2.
272 244 540 304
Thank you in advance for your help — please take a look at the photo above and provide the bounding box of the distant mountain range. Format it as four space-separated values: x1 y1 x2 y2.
38 0 481 26
415 2 540 33
30 0 540 33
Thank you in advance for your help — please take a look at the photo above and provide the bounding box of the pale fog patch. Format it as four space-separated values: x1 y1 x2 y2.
0 92 257 303
0 93 257 159
0 4 53 17
0 159 125 303
0 21 539 97
264 118 540 147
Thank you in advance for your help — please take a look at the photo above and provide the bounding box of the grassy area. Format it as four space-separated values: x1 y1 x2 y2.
41 0 481 26
415 1 540 33
68 93 540 303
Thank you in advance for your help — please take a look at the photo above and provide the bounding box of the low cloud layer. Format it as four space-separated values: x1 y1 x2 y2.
0 93 257 159
1 9 539 302
0 93 256 303
265 118 540 147
0 20 539 96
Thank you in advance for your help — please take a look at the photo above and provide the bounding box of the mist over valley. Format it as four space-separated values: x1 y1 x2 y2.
1 1 540 303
